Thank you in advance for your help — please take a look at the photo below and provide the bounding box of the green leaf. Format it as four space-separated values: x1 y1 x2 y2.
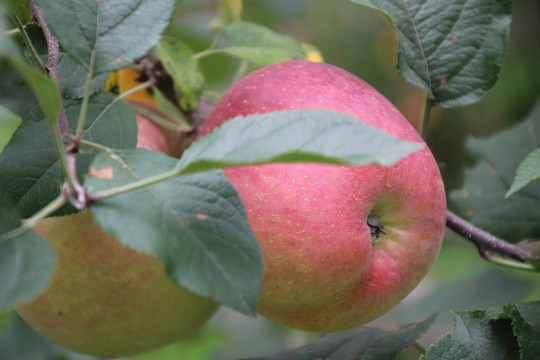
0 313 98 360
0 18 60 121
246 315 437 360
36 0 175 74
507 148 540 197
449 102 540 242
85 150 262 316
0 106 21 153
205 21 308 66
351 0 512 108
0 59 38 117
23 23 111 99
0 92 137 218
422 310 520 360
176 110 423 174
4 57 61 122
507 302 540 360
0 192 55 312
156 37 204 112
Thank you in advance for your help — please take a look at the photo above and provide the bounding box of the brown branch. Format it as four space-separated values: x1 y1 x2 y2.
446 210 537 260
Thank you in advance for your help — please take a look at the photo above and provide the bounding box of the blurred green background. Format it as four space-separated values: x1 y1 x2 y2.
1 0 539 359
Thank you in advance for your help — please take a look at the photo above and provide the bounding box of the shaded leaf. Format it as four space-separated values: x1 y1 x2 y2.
507 302 540 360
36 0 175 74
85 150 262 316
507 148 540 197
422 310 520 360
352 0 512 107
245 315 437 360
0 92 137 218
22 23 109 99
449 102 540 242
177 109 423 174
0 313 97 360
205 21 308 66
0 59 38 117
156 37 203 112
0 192 55 312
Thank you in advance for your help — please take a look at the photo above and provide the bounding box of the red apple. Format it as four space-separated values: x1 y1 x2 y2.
16 113 219 357
198 60 446 332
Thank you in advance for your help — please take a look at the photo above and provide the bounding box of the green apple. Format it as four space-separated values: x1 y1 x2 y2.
197 60 447 332
16 114 219 357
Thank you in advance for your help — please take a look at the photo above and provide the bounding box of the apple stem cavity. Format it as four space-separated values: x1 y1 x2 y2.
367 213 386 243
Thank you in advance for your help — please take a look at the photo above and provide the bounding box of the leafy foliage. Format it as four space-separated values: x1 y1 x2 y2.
85 149 263 315
422 310 520 360
0 193 55 312
177 109 423 174
204 21 309 66
246 315 437 360
36 0 175 74
449 102 540 242
351 0 512 107
156 37 204 112
0 92 137 218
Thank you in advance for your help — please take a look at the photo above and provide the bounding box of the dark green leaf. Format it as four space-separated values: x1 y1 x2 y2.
206 21 308 66
156 37 203 112
0 92 137 218
85 149 262 316
449 103 540 242
351 0 512 107
22 23 111 99
0 20 60 122
177 110 423 174
0 313 97 360
0 192 55 312
493 302 540 360
0 59 38 117
508 302 540 360
422 310 520 360
245 315 436 360
507 148 540 197
36 0 175 74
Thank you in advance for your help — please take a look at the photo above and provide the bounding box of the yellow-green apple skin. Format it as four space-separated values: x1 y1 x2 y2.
16 115 219 357
197 60 447 332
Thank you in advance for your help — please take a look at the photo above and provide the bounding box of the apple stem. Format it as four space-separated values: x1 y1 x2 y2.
446 210 537 263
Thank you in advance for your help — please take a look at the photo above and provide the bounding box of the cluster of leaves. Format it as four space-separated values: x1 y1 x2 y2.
0 0 539 359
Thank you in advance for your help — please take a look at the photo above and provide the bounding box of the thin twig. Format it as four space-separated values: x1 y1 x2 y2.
446 210 536 260
28 0 69 136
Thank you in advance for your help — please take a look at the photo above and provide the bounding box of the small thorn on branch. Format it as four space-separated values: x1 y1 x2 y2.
446 210 537 261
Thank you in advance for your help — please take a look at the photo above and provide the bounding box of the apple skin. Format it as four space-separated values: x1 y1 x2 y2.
197 60 447 332
16 113 219 357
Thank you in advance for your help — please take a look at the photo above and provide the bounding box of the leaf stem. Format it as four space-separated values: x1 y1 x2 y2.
0 194 67 244
446 210 537 262
420 92 433 140
74 47 97 144
14 16 46 72
87 168 181 202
